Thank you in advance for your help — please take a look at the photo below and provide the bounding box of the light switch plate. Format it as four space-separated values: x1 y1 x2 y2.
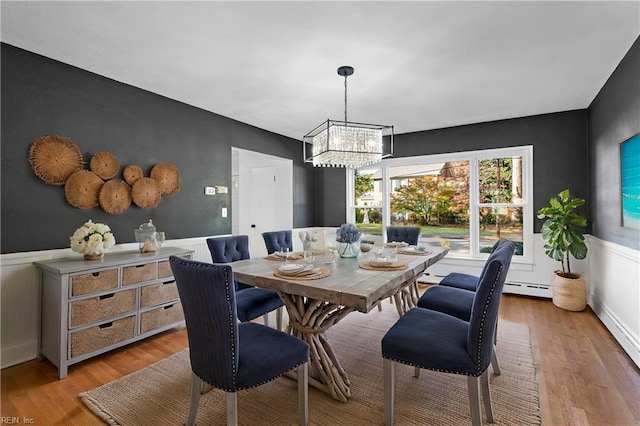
221 208 228 218
204 186 215 195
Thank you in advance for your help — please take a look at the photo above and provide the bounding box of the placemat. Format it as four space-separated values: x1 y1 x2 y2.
273 266 330 280
358 261 408 271
265 252 304 261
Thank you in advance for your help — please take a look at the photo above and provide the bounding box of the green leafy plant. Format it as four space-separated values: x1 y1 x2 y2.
537 189 588 277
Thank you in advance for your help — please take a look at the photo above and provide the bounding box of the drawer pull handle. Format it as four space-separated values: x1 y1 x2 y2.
164 304 175 310
91 272 101 277
162 280 176 285
99 293 115 300
99 322 113 329
135 264 146 269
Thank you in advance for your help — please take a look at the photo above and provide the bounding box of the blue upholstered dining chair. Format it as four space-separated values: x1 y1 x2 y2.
169 256 309 426
262 230 294 254
386 226 421 245
381 240 515 426
207 235 283 330
416 239 516 375
437 239 505 291
383 226 422 309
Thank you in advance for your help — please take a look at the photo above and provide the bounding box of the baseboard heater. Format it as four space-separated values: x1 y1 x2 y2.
504 281 552 298
418 274 552 299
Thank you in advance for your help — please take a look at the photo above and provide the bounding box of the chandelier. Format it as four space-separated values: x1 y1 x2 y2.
303 66 393 168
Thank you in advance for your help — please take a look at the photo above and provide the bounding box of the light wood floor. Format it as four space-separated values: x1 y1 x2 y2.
2 294 639 425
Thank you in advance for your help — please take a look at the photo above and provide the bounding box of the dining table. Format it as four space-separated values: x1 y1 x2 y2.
230 245 448 403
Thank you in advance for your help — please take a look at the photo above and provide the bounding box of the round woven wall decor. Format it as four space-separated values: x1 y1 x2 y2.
99 180 132 214
90 151 120 180
132 177 161 208
123 164 144 185
29 135 83 185
64 170 104 209
150 163 181 197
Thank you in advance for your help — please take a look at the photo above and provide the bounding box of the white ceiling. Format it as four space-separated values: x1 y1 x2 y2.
2 1 639 140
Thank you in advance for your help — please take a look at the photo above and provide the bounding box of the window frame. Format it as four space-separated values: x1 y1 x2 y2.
346 145 533 264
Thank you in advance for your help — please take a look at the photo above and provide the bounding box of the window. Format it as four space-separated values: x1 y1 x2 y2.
347 146 532 261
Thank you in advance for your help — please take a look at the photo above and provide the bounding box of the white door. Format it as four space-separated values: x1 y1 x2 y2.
249 166 277 256
234 148 293 257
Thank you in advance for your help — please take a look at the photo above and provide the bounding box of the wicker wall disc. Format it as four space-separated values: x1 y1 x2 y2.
64 170 104 209
90 151 120 180
123 165 144 185
150 163 181 197
132 177 161 208
29 135 83 185
99 180 132 214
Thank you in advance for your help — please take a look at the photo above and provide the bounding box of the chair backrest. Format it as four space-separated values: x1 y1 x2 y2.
386 226 421 245
207 235 250 263
467 240 516 373
169 256 239 390
262 230 293 254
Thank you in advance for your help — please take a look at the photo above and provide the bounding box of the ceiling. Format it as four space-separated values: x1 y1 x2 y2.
2 1 639 141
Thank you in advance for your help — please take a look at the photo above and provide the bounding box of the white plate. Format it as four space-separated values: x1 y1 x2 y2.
275 252 290 258
279 263 305 272
406 246 427 253
370 258 394 266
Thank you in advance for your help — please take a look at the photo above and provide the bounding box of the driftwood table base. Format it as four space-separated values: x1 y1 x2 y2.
280 293 355 402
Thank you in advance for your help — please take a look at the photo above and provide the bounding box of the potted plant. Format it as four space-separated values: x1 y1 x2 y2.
537 189 588 311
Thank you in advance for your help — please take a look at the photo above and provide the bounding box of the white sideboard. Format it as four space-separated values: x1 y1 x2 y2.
34 247 193 378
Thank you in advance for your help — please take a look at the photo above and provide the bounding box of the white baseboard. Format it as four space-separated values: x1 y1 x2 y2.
2 339 38 369
591 294 640 369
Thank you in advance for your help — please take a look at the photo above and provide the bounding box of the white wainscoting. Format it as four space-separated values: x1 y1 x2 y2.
587 237 640 368
2 233 637 369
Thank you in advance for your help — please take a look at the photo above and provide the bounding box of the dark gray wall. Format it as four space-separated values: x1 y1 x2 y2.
1 44 315 254
317 110 590 233
589 36 640 250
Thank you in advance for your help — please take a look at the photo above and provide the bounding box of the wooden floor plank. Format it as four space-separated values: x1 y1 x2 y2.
1 294 639 425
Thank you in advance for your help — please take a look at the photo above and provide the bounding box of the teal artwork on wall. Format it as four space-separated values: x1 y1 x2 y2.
621 133 640 229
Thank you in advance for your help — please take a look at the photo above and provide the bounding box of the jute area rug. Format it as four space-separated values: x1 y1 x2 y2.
80 308 541 425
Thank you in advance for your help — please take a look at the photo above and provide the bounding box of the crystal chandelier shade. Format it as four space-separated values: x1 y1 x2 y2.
303 66 393 168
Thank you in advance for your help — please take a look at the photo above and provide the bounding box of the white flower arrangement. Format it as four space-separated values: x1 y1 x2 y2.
70 220 116 256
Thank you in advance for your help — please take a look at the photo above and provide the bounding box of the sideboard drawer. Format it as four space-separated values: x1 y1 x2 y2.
158 253 192 278
69 289 136 328
140 281 179 308
122 263 156 285
70 316 135 358
157 261 172 278
140 302 184 334
71 269 118 296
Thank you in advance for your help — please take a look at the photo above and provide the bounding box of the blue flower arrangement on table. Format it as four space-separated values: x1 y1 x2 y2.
335 223 361 258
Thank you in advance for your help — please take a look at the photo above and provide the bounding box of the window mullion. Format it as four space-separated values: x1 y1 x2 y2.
469 157 480 255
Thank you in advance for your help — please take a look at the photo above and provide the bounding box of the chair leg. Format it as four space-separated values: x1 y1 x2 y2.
226 391 238 426
276 307 283 331
262 313 270 328
480 370 495 423
378 301 383 311
185 373 202 426
467 376 483 426
298 362 308 426
384 358 395 426
414 366 420 378
491 347 501 376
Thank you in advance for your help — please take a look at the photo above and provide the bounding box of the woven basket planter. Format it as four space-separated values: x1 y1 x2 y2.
552 273 587 311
